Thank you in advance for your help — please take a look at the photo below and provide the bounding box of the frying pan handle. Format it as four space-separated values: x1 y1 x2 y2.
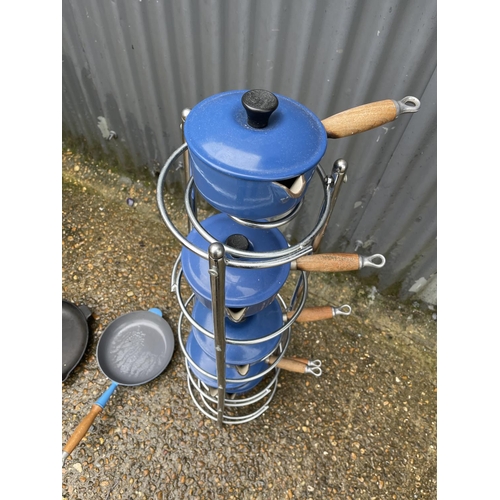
321 96 420 139
78 304 92 321
95 381 119 407
62 381 119 466
62 404 103 466
148 307 163 317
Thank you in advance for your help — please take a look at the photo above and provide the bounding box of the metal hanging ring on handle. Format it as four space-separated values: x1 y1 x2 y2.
305 365 322 377
395 96 421 115
360 254 386 269
308 359 322 368
333 304 352 316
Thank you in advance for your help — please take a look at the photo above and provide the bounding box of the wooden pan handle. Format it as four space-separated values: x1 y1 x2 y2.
292 253 385 272
292 253 360 272
286 306 334 322
321 97 421 139
289 356 310 365
268 356 322 376
62 404 102 459
268 356 307 373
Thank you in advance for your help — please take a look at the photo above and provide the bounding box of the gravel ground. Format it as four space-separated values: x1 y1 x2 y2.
62 147 437 499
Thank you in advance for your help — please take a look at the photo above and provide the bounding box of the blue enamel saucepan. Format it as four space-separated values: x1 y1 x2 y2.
181 212 290 319
185 330 268 394
181 212 386 321
190 298 283 365
183 89 420 221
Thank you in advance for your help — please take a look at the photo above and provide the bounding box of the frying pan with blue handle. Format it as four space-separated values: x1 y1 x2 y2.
62 308 174 466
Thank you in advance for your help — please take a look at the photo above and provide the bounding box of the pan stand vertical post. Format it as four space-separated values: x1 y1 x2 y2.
208 242 227 427
289 158 348 312
181 108 194 232
180 124 230 424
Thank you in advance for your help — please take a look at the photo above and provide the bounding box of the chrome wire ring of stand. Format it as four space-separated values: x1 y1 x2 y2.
156 143 336 268
186 366 280 424
170 254 309 346
176 297 293 386
178 309 290 424
196 376 279 408
228 198 305 229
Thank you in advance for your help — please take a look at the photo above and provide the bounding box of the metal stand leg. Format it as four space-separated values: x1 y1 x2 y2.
208 242 227 427
290 158 348 311
312 159 348 252
181 108 195 232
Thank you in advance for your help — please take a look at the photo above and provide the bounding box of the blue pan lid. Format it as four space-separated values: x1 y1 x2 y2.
184 89 327 181
181 213 290 309
191 299 283 365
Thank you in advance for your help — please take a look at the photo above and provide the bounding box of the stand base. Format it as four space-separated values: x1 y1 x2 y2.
185 360 281 424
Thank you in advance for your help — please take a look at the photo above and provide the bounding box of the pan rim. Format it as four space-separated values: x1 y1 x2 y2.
62 300 90 382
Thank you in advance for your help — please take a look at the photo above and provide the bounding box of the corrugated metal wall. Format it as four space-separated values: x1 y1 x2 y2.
62 0 437 304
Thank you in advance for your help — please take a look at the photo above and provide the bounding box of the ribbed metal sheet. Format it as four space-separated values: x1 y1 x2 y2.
62 0 437 304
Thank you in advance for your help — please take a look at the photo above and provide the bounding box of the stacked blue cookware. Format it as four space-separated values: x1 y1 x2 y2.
156 88 421 423
179 89 328 400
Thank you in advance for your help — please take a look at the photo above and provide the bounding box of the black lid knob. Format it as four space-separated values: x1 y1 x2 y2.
241 89 279 128
225 234 250 252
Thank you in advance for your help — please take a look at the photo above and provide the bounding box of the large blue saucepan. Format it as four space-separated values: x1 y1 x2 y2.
183 89 420 221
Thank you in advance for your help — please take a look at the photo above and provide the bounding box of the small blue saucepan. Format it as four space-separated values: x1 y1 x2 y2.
181 212 290 319
185 331 267 394
181 212 387 321
190 298 283 365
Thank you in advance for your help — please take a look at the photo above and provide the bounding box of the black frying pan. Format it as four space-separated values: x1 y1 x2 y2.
62 308 174 465
62 300 92 382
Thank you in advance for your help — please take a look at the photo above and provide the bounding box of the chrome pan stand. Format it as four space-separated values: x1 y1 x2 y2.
157 122 346 426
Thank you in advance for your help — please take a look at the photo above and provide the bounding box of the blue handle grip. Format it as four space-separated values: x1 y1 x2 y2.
95 381 119 408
